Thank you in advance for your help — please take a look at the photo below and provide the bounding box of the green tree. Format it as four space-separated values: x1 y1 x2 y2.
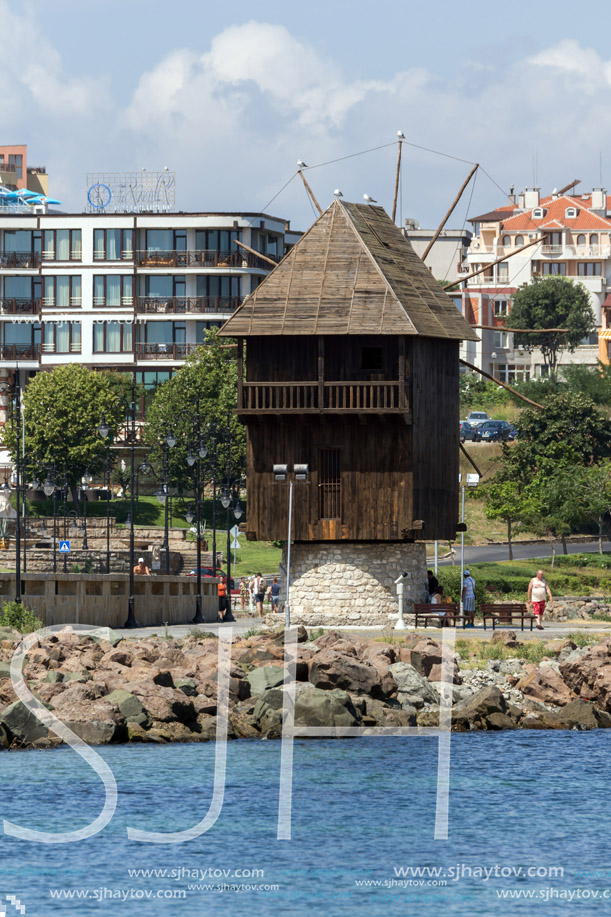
482 480 537 560
576 462 611 554
526 469 584 564
507 276 595 373
502 392 611 486
561 361 611 405
144 330 245 492
1 365 131 504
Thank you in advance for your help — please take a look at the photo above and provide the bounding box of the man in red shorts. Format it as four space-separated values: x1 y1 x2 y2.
527 569 553 630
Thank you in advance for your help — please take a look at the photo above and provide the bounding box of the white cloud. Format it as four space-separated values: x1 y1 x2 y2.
0 1 109 117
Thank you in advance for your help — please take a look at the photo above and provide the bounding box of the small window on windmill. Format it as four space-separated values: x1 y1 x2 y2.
319 448 341 520
361 346 383 373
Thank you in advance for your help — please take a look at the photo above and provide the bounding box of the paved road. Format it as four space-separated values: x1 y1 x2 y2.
436 540 611 566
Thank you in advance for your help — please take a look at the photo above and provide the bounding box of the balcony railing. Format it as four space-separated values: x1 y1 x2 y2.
239 381 410 414
135 343 199 361
540 245 563 255
0 252 40 268
0 344 40 361
41 250 82 262
135 249 278 269
135 296 241 315
0 298 40 315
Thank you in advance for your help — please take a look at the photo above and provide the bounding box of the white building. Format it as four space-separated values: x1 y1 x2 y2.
0 210 300 422
460 186 610 380
403 221 472 284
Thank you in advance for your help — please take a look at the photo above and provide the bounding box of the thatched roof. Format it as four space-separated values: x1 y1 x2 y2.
220 199 478 340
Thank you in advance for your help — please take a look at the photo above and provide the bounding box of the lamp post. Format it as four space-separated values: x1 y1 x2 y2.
81 469 91 551
9 384 21 604
458 473 480 614
186 400 208 624
273 463 309 627
154 430 175 575
97 417 112 573
42 467 57 573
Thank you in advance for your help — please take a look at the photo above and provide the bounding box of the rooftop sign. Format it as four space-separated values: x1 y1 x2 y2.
85 171 176 213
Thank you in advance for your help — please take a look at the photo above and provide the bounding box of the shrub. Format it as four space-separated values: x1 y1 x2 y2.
0 600 43 634
437 567 487 608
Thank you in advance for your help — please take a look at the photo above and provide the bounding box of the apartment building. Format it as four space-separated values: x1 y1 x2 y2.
460 186 611 380
0 144 48 196
403 220 472 284
0 210 299 422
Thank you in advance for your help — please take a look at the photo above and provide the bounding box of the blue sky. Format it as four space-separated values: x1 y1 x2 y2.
6 0 611 230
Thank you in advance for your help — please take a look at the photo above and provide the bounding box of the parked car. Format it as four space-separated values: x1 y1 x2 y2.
459 421 482 443
466 411 490 427
478 420 512 442
507 424 518 441
187 567 237 593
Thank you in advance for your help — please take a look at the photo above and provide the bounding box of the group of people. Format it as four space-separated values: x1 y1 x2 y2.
238 574 281 618
426 567 553 629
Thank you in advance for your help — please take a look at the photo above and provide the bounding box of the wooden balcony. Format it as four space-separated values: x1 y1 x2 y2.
135 296 241 315
135 343 199 361
239 380 410 414
0 343 40 361
0 298 40 315
135 249 278 270
0 252 40 269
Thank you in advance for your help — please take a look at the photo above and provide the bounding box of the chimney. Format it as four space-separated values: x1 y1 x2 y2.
592 188 606 211
518 192 525 210
524 187 540 209
508 184 516 206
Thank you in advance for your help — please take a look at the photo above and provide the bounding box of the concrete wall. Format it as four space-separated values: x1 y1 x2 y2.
0 573 218 628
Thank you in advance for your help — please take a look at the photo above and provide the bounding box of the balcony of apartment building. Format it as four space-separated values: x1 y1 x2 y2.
134 295 242 315
135 342 199 361
134 227 279 272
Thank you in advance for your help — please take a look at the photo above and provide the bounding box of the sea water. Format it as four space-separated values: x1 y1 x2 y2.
0 732 610 916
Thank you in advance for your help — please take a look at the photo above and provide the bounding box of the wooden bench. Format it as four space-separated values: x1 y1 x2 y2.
413 603 466 628
480 602 535 631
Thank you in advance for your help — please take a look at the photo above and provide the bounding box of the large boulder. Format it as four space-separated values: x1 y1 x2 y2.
521 698 601 731
516 664 576 706
451 686 508 731
294 687 361 728
559 641 611 710
311 631 361 657
246 665 286 695
388 662 437 708
309 650 391 698
0 700 48 744
130 684 196 724
105 689 150 727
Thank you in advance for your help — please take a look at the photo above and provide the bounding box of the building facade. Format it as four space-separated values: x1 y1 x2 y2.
403 221 472 285
0 210 299 423
460 187 611 379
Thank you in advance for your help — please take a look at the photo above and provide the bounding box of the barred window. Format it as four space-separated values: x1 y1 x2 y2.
318 449 341 520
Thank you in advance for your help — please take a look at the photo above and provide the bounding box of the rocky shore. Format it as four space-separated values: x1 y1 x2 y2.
0 625 611 748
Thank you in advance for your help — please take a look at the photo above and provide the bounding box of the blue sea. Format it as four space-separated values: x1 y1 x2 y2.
0 733 609 916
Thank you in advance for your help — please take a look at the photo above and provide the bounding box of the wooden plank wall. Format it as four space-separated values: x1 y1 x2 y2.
410 338 460 541
247 336 400 383
245 417 413 542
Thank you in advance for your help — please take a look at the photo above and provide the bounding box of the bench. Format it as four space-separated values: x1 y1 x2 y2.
480 602 535 631
413 603 467 628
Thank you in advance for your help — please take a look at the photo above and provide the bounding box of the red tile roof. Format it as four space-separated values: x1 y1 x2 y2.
487 195 611 232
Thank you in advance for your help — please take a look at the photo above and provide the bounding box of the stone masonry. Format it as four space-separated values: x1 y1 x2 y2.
277 542 428 627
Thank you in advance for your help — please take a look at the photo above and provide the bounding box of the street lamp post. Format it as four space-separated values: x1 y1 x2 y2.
154 430 175 575
42 468 57 573
97 416 112 573
273 463 309 627
458 473 480 614
186 400 208 624
81 469 91 551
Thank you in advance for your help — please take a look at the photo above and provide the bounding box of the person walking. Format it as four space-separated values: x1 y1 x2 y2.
462 569 476 627
527 569 553 630
217 575 228 622
269 577 281 612
253 572 266 618
239 577 249 613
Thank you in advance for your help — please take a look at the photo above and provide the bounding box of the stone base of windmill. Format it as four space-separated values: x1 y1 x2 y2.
266 542 428 628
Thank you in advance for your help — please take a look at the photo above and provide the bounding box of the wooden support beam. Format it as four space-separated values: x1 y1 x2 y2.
391 140 403 223
445 235 542 289
477 324 569 333
459 358 543 409
234 239 277 268
459 442 483 478
422 163 479 261
298 169 322 215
